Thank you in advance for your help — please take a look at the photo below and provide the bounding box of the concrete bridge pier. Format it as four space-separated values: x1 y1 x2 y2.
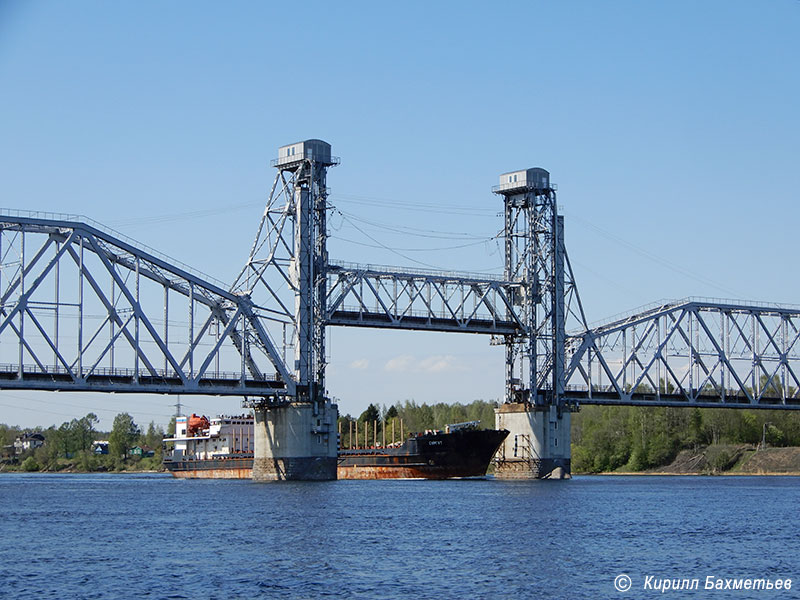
494 403 571 479
252 399 338 481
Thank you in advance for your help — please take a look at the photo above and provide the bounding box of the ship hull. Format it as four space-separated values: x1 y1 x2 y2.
338 428 508 480
164 457 253 479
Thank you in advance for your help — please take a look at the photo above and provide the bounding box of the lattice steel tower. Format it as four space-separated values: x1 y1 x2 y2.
232 139 338 405
494 168 566 408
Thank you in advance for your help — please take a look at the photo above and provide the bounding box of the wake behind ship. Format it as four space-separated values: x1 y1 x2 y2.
163 416 508 480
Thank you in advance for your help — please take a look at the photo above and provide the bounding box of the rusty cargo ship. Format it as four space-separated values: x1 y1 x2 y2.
338 421 508 479
164 416 507 480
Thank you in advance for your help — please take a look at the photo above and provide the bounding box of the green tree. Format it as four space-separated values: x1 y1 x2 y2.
72 413 99 453
109 413 140 460
359 404 380 423
688 408 704 448
143 421 165 459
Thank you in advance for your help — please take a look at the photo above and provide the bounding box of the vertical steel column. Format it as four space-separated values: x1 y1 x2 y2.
656 317 661 400
110 278 115 370
720 312 726 403
751 312 757 398
504 194 515 404
313 161 329 402
54 244 59 368
188 282 194 379
622 327 627 393
781 315 787 403
18 231 24 378
134 256 140 383
294 180 312 395
553 214 565 402
240 314 246 385
688 310 693 398
528 191 538 405
724 312 730 397
163 285 169 374
77 236 83 379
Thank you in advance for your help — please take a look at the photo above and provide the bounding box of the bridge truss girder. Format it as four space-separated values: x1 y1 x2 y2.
565 299 800 409
325 261 522 335
0 215 291 396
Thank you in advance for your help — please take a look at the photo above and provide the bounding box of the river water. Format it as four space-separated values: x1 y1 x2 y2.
1 474 798 599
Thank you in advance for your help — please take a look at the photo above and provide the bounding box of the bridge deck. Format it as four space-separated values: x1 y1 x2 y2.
565 389 800 409
328 310 518 334
0 365 286 396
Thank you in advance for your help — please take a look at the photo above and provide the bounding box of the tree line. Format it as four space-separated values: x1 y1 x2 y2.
571 405 800 473
1 412 168 472
338 400 497 448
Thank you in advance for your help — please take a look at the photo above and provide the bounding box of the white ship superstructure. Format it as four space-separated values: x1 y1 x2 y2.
169 414 254 460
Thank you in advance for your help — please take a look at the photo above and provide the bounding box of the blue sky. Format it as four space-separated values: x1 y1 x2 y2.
1 1 798 429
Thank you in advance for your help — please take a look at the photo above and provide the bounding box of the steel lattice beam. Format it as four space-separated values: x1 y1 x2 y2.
565 299 800 409
325 261 522 334
0 214 292 396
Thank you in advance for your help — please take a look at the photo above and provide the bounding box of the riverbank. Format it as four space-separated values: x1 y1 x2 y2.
0 455 165 474
579 445 800 476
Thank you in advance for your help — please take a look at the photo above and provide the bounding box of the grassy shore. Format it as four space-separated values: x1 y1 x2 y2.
577 445 800 476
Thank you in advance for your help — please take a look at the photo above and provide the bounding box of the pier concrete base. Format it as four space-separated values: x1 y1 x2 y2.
494 403 571 480
252 400 338 481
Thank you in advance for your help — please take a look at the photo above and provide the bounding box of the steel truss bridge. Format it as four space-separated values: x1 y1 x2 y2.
2 141 799 413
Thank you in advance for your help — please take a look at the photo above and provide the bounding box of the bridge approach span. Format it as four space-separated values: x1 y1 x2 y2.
565 298 800 409
0 213 291 397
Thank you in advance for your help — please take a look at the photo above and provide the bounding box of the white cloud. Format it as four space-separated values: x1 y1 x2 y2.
419 355 461 373
384 354 416 372
349 358 370 370
383 354 465 374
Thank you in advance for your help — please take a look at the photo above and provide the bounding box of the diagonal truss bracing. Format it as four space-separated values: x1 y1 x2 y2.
565 299 800 408
0 214 292 396
325 261 522 334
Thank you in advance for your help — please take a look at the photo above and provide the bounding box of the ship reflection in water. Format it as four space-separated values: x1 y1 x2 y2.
163 415 508 480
